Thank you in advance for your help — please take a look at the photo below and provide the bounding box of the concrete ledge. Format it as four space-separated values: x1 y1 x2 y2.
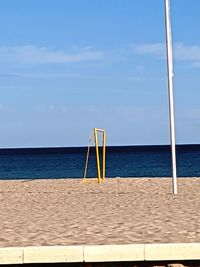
84 244 145 262
23 246 83 263
0 247 23 264
1 243 200 264
145 243 200 261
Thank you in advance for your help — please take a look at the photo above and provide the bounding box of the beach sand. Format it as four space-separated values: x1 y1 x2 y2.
0 178 200 247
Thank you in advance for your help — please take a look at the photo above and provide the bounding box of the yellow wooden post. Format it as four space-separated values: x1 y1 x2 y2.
94 128 101 183
83 132 92 180
102 131 106 181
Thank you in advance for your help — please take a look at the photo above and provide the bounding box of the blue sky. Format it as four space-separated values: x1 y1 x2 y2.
0 0 200 147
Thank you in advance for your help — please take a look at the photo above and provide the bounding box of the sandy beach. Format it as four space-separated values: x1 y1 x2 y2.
0 178 200 247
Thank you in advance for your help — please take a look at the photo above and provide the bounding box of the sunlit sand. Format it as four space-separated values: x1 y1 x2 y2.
1 178 200 247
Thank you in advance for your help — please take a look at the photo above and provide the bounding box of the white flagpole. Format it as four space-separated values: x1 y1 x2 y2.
164 0 178 194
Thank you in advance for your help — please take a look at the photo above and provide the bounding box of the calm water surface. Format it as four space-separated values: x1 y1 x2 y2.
0 145 200 179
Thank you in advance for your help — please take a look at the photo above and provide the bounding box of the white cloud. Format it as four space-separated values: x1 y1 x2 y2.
1 42 200 69
132 43 165 58
0 104 11 113
131 42 200 62
35 104 69 113
0 72 80 79
192 62 200 68
0 45 104 64
174 42 200 61
177 108 200 121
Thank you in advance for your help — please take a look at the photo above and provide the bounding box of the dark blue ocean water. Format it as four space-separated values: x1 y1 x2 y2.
0 145 200 179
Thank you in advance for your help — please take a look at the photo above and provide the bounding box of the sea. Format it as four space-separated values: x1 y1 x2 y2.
0 145 200 180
